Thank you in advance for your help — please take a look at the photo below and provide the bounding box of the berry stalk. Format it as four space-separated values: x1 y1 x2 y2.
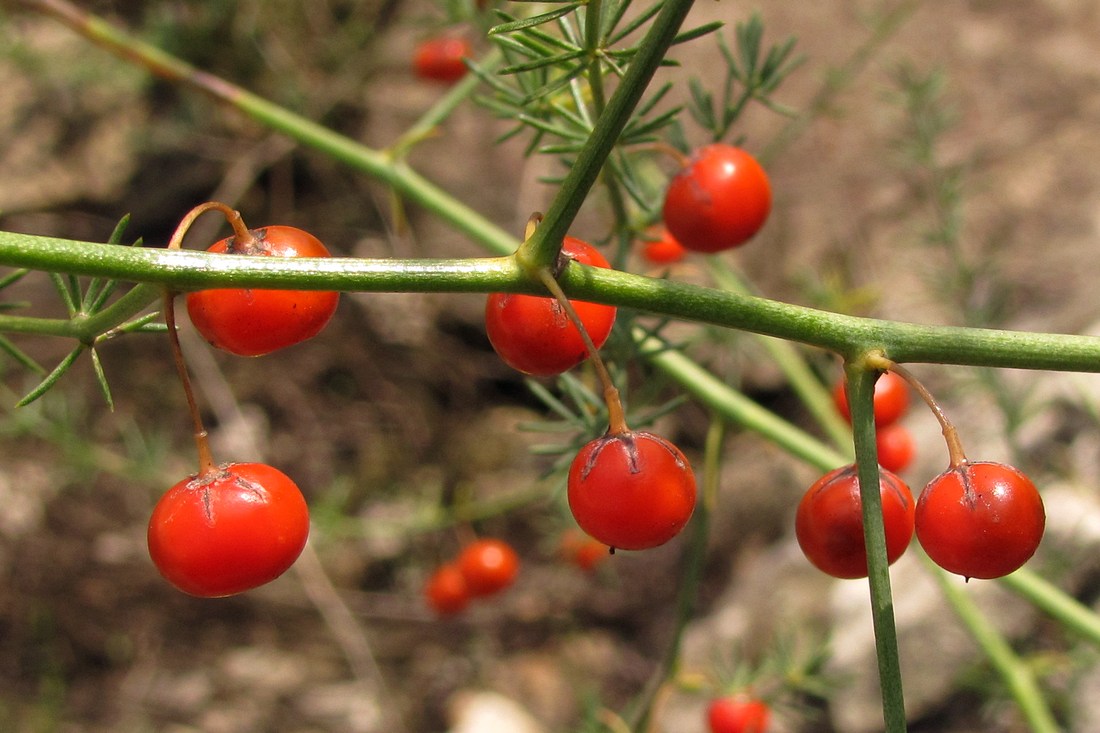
162 201 256 476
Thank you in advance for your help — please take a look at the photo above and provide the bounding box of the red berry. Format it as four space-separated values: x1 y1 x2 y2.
795 464 915 579
413 36 471 84
640 226 687 265
485 236 617 376
560 530 610 572
185 226 339 357
662 144 771 252
567 431 696 551
456 538 520 597
876 422 915 473
833 370 910 427
148 462 310 597
424 563 471 615
915 461 1045 580
706 695 771 733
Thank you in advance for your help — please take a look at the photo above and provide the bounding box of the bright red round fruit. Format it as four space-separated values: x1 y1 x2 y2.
185 226 339 357
567 431 696 551
833 370 910 427
915 461 1045 580
706 695 771 733
456 538 520 597
148 462 310 598
424 563 471 615
795 464 914 579
640 226 687 265
485 236 617 376
876 422 915 473
662 144 771 252
413 36 471 84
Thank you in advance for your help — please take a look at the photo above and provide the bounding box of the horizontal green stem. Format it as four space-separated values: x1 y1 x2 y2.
7 232 1100 374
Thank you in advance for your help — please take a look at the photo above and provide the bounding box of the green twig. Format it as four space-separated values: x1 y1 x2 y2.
847 363 906 733
8 232 1100 376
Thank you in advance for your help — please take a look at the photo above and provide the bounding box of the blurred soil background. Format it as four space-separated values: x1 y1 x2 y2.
2 1 1100 732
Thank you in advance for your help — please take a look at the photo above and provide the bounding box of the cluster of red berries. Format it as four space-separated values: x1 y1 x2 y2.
483 144 776 552
797 367 1045 581
148 213 339 598
423 538 521 616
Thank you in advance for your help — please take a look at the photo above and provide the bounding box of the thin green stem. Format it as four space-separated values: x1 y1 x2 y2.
0 283 161 341
927 559 1060 733
847 365 906 733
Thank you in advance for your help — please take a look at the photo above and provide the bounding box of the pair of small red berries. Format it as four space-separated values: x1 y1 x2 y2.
798 372 1045 581
833 370 915 473
149 225 339 598
424 538 521 616
796 459 1045 581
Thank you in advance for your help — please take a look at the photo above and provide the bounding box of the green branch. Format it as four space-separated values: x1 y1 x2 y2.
7 232 1100 374
848 366 906 733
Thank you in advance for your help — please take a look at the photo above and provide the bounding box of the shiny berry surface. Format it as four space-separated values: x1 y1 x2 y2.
567 431 696 551
485 236 616 376
456 538 520 597
795 464 914 579
148 462 310 597
662 144 771 252
916 461 1045 579
185 226 339 357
